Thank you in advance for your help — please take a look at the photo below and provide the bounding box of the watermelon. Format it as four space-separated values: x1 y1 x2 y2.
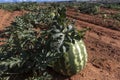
49 39 87 76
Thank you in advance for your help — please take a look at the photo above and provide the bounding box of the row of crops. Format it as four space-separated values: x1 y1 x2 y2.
0 2 120 15
71 2 120 21
0 4 88 80
0 2 46 11
103 3 120 10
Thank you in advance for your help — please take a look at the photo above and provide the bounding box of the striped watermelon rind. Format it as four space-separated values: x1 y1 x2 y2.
49 39 87 76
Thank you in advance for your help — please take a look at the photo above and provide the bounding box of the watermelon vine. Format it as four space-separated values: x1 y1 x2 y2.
0 4 88 79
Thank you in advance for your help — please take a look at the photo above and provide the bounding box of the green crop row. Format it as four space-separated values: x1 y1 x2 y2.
102 3 120 10
0 2 40 11
78 3 100 15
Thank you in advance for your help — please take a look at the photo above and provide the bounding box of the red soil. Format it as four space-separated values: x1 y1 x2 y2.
67 9 120 31
0 9 25 30
0 8 120 80
100 7 120 14
0 9 25 45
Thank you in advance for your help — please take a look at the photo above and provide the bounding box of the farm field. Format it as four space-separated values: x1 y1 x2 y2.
0 2 120 80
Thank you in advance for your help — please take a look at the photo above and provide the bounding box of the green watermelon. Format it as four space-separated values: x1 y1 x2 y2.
49 39 87 76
